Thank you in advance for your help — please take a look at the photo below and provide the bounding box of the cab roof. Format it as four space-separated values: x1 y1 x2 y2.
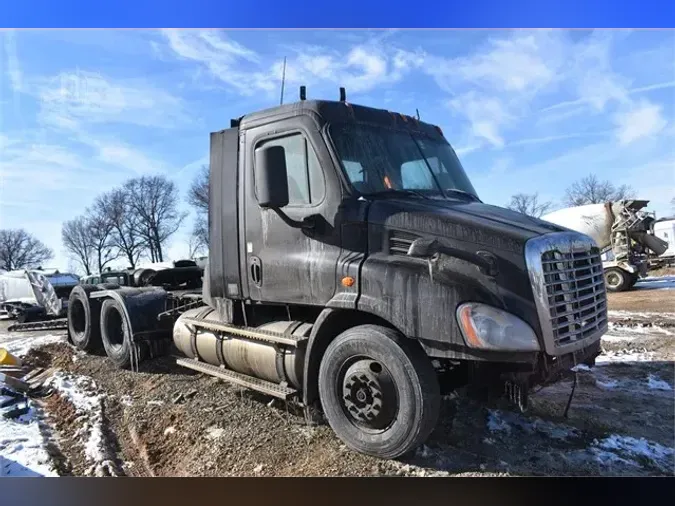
238 99 445 139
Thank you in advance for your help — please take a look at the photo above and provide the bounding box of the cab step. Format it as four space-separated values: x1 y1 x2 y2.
175 358 298 400
179 317 308 347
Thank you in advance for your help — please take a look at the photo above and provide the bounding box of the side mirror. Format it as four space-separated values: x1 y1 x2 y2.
255 145 289 208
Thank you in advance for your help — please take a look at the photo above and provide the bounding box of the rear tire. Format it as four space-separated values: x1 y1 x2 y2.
100 298 134 369
604 268 630 292
67 285 102 351
318 324 440 459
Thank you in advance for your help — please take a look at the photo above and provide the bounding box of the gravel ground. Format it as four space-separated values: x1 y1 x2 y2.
2 280 673 477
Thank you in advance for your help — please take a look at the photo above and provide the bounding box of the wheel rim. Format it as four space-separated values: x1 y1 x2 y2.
339 358 398 432
104 306 125 350
605 271 622 288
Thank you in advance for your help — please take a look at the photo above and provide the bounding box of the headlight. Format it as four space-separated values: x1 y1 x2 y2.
456 302 540 352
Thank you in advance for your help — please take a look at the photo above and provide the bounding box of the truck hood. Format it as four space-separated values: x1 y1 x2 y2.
367 197 565 249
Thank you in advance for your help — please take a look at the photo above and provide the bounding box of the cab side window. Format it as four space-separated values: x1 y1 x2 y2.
256 134 325 207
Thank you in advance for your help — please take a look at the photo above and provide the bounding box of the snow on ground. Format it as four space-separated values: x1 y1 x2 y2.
595 350 658 365
634 276 675 291
45 372 119 477
0 406 58 477
608 310 675 319
486 409 675 474
0 331 67 478
487 410 579 441
0 332 66 357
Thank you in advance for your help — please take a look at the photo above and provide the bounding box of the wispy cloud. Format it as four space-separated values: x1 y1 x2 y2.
3 30 22 92
160 30 425 97
613 100 668 145
36 69 190 131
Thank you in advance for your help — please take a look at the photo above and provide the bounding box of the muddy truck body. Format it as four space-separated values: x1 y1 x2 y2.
67 92 608 459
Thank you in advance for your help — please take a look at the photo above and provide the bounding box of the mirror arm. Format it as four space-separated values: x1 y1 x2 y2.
271 208 315 230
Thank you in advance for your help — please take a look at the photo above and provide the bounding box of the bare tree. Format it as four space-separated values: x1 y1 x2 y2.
86 205 119 273
188 165 209 214
96 189 143 269
506 193 553 218
62 217 95 275
188 216 208 258
188 165 209 250
564 175 635 207
124 175 186 262
0 229 53 271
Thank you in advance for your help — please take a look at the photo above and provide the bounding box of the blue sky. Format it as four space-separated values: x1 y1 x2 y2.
1 29 674 272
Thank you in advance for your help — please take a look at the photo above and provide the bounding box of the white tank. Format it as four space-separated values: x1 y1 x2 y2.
542 203 613 249
653 220 675 258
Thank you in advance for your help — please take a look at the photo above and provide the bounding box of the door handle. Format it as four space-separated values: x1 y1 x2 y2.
249 256 262 286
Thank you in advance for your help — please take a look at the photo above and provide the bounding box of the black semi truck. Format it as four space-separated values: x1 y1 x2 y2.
67 89 608 459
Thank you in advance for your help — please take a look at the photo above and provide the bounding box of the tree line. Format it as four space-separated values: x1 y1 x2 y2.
0 172 671 274
60 175 186 275
505 174 637 218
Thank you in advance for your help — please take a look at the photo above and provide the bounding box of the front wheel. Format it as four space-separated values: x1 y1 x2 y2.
318 324 440 459
604 267 631 292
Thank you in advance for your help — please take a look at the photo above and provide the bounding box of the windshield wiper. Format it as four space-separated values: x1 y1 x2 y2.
363 189 432 200
443 188 481 202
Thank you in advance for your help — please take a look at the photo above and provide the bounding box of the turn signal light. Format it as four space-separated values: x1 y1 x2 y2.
341 276 355 287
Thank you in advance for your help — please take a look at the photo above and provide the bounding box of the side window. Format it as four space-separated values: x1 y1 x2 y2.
256 134 325 206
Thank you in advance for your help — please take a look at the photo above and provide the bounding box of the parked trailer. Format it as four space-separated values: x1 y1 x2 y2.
68 89 608 459
0 269 79 323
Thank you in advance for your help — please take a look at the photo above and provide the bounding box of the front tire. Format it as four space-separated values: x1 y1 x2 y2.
604 267 630 292
318 324 440 459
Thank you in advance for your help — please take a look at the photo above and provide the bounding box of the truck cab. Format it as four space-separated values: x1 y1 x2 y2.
195 93 608 456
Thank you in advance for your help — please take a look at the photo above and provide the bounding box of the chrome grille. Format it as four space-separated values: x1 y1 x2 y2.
541 249 607 349
525 232 608 355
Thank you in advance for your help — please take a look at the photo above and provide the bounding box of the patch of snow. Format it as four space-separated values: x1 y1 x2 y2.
594 435 675 473
45 372 119 477
0 406 58 477
120 396 133 407
0 333 65 357
634 276 675 291
647 375 673 391
609 310 675 319
595 350 656 365
487 410 579 441
164 426 176 436
596 379 620 389
147 400 164 406
572 364 591 372
205 426 225 440
607 323 673 336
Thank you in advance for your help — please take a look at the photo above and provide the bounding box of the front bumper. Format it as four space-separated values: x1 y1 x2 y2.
540 337 602 385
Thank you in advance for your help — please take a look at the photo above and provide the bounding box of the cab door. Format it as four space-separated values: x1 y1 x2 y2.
242 115 343 305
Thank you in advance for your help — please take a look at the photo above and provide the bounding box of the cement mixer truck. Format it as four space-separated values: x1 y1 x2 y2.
542 200 669 292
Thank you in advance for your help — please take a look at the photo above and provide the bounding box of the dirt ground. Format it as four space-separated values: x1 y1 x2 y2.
2 277 674 477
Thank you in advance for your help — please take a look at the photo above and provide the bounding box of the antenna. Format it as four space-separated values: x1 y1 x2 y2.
339 87 346 102
300 86 306 101
280 56 287 105
416 108 420 120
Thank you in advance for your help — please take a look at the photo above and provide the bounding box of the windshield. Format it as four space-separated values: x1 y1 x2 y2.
330 123 478 199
